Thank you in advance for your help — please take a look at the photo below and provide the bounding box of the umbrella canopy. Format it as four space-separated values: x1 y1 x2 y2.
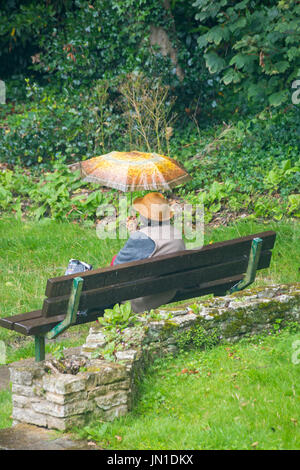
80 151 190 191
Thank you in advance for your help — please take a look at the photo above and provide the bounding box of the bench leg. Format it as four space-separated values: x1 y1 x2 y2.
228 237 263 294
35 335 45 362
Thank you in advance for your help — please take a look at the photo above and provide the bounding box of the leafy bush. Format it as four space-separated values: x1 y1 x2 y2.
178 110 300 191
31 0 168 88
0 78 126 166
263 159 300 195
0 0 219 117
0 1 58 79
0 156 116 222
93 301 140 361
193 0 300 108
2 0 299 119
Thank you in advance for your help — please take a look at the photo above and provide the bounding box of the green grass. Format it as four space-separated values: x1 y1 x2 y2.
0 389 13 429
203 218 300 285
75 327 300 450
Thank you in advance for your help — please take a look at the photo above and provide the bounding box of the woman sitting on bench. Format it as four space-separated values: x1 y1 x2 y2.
111 192 186 313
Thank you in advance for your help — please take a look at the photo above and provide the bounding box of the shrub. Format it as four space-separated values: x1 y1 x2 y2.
0 156 116 222
193 0 300 109
0 77 129 166
174 324 220 352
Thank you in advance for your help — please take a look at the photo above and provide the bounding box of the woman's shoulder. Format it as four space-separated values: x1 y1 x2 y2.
130 229 151 240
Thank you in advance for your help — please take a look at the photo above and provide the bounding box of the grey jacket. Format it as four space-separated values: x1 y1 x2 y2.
113 222 185 313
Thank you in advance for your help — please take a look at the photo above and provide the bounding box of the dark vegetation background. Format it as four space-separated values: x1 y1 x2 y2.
0 0 299 224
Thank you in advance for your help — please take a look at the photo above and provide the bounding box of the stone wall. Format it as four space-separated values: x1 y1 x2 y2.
10 283 300 431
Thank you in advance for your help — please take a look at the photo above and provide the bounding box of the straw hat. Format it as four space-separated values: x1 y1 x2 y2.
133 192 173 222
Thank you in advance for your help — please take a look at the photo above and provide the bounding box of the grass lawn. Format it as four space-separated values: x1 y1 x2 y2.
75 327 300 450
0 389 12 430
0 216 299 447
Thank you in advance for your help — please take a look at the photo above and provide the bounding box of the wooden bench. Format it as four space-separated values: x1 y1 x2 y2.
0 230 276 362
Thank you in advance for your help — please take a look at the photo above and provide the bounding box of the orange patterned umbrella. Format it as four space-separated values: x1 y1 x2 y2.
80 151 190 191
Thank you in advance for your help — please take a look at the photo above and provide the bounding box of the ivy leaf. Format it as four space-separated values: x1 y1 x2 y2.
229 16 247 32
197 33 208 49
222 68 242 85
286 46 300 62
268 90 288 106
269 61 290 75
247 83 265 100
204 51 226 74
206 26 229 45
229 53 255 70
234 0 249 10
288 194 300 215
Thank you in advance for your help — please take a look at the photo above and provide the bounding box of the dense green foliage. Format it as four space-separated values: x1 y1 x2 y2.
1 108 299 223
0 0 207 101
2 0 299 108
0 1 299 223
194 0 300 107
0 1 299 449
0 78 127 165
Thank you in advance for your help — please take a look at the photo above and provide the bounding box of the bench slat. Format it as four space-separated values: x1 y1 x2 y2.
44 231 276 301
12 312 103 336
13 313 66 336
42 250 272 317
0 310 42 331
0 317 15 330
172 274 244 303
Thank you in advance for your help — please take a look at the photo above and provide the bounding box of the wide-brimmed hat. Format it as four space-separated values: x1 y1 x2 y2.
133 192 173 222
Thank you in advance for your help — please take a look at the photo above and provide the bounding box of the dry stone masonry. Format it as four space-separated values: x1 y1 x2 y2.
10 283 300 431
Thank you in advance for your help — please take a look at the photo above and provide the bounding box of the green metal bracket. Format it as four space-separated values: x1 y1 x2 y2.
35 335 46 362
47 276 84 340
227 237 263 295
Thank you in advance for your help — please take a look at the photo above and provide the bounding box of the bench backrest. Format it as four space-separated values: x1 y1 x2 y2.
42 230 276 318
